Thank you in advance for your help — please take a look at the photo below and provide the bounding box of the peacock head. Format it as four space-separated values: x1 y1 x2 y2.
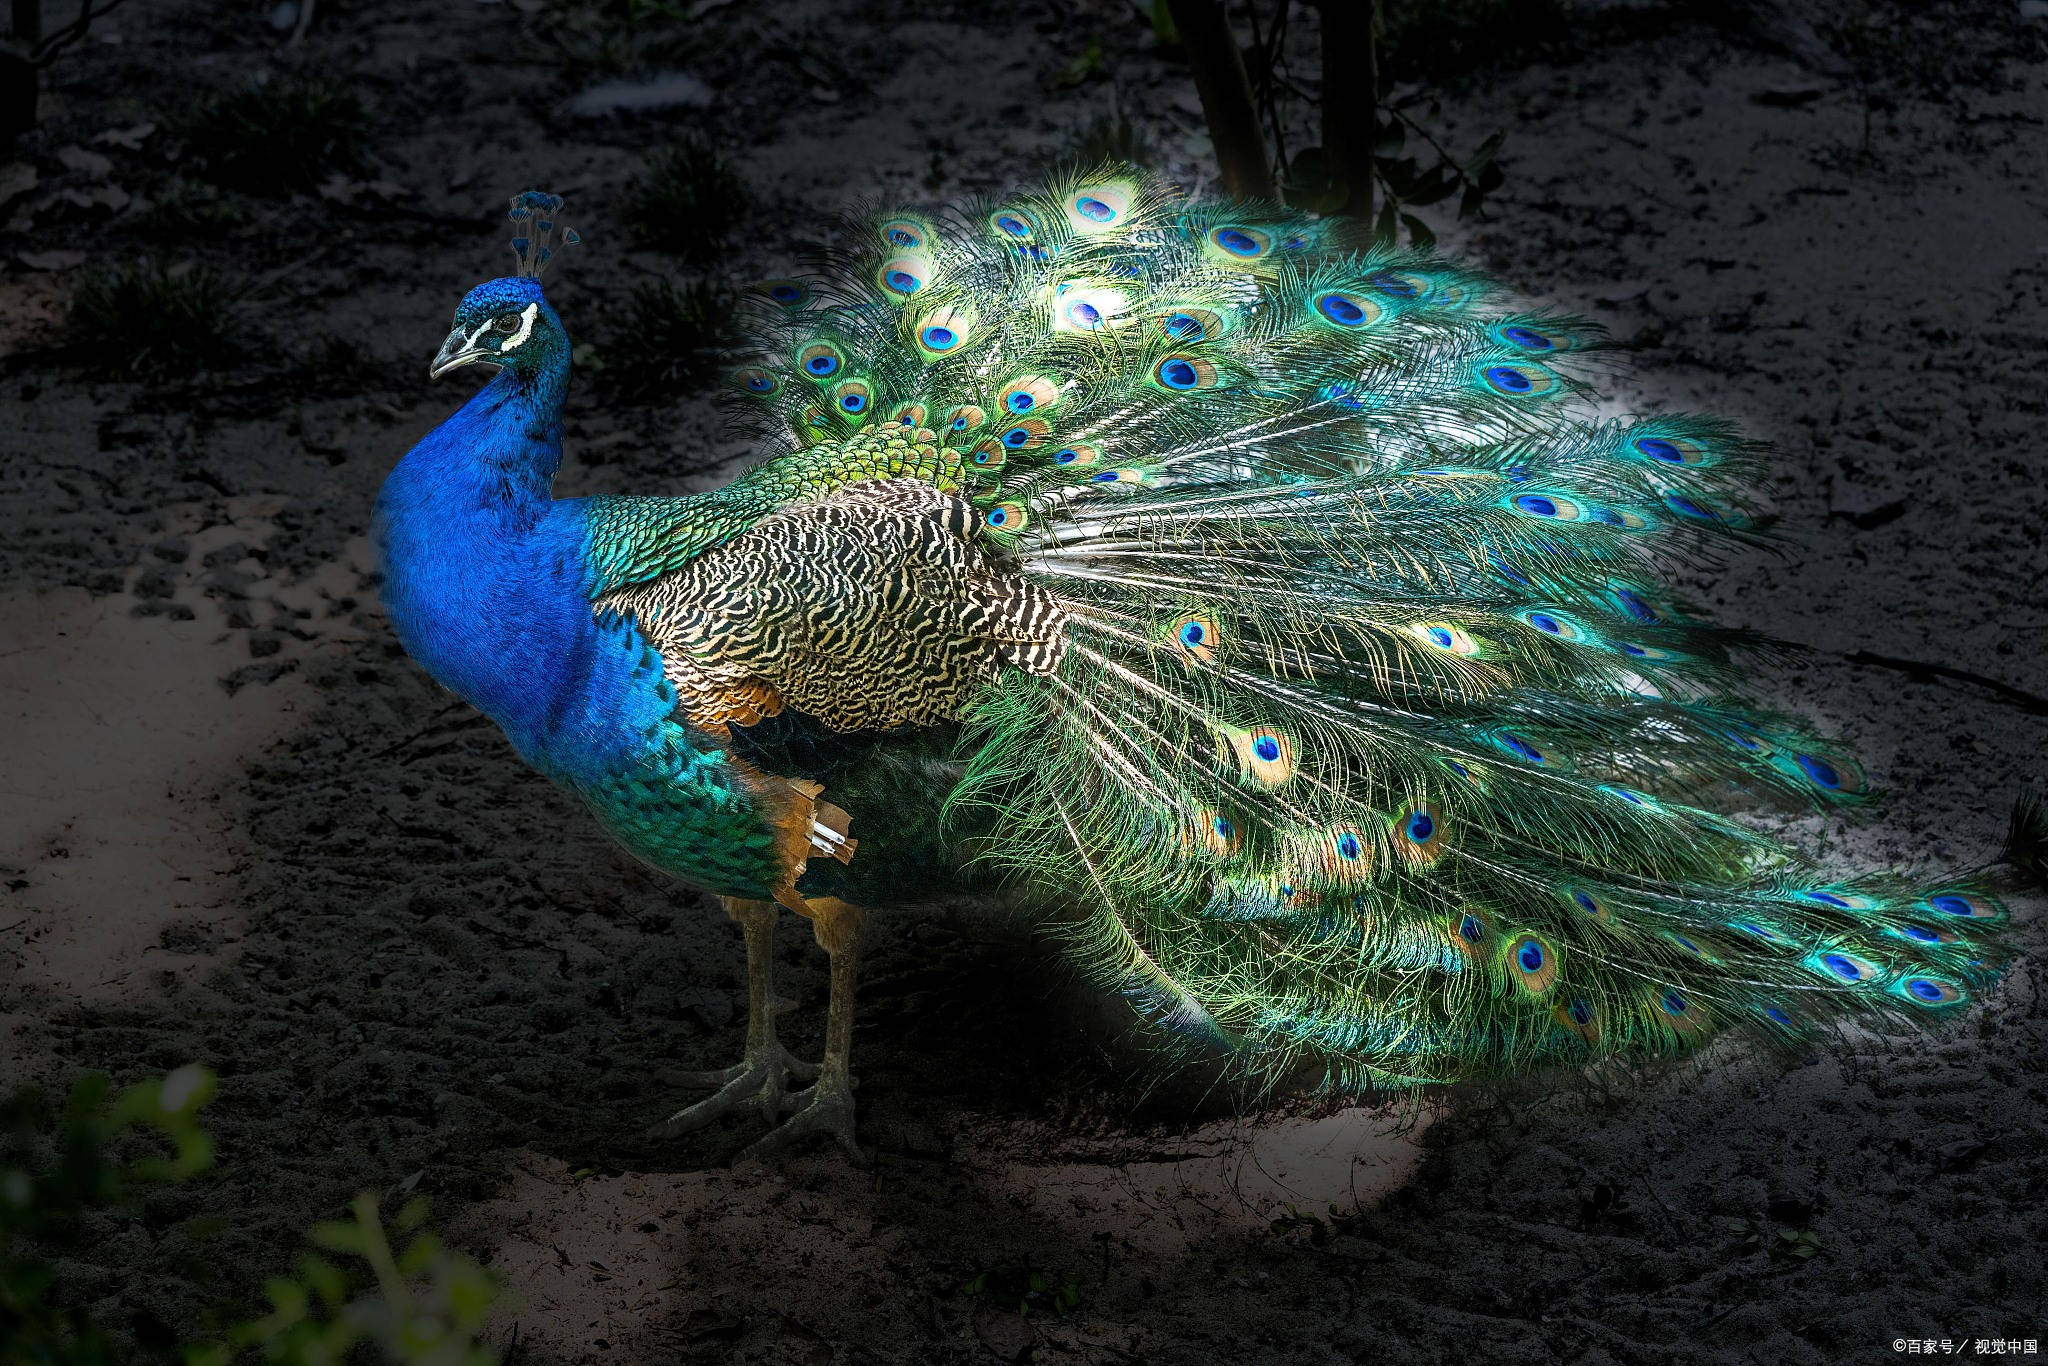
430 190 580 382
429 276 566 381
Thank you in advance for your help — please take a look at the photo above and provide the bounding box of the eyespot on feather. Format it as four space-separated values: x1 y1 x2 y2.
914 306 973 359
1491 319 1573 352
1507 490 1585 522
1628 431 1714 467
1768 749 1867 796
1169 614 1219 664
1649 986 1709 1036
1809 950 1882 985
1050 443 1101 468
1518 608 1590 643
1051 285 1129 333
1480 362 1561 397
1312 290 1385 329
829 378 873 416
1154 307 1225 342
1064 181 1133 232
1391 802 1444 865
1793 887 1878 912
1154 355 1220 391
1503 933 1559 995
987 206 1040 242
1447 906 1496 964
1554 997 1602 1044
1205 223 1273 262
1892 920 1960 947
1412 622 1483 656
982 501 1029 533
1317 825 1378 885
797 341 845 380
876 215 932 250
1565 888 1613 923
942 404 987 434
1364 269 1431 300
998 375 1061 415
1221 725 1297 787
1922 891 2004 923
888 402 928 427
1893 976 1965 1007
1192 807 1243 857
997 417 1050 451
966 439 1006 472
877 252 935 298
1492 730 1552 766
730 365 779 396
756 278 812 308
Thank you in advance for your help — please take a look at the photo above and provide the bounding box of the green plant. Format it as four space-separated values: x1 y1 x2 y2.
187 1194 500 1366
2 1066 216 1365
605 277 732 397
138 177 247 238
1719 1214 1824 1262
68 258 244 379
3 1068 500 1366
625 139 748 262
959 1262 1081 1318
180 77 377 193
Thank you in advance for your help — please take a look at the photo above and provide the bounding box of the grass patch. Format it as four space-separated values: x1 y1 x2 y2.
603 277 732 398
626 138 748 262
69 258 243 380
180 76 376 194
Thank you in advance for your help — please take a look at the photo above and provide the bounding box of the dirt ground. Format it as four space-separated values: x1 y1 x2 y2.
3 0 2046 1361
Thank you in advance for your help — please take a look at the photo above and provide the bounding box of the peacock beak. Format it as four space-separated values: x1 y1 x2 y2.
429 323 497 379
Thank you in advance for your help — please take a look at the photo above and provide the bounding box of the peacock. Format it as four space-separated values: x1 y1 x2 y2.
373 172 2040 1162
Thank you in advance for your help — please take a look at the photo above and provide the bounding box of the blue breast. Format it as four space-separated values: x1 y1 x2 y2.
374 374 671 783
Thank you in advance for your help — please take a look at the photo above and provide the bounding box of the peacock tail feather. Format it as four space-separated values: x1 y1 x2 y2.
701 162 2022 1088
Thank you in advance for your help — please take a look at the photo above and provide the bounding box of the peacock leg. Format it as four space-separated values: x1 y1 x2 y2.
736 897 866 1164
652 896 818 1137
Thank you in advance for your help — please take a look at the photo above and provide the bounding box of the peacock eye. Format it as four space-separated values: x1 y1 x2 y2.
493 313 521 332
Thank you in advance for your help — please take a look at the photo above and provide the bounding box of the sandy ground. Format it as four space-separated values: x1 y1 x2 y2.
2 0 2045 1361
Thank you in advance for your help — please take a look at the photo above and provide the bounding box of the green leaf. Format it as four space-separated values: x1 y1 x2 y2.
1052 34 1103 89
1400 213 1436 249
1150 0 1178 46
1373 197 1398 247
305 1218 367 1254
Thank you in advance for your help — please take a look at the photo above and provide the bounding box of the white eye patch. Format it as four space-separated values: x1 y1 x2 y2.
498 302 539 353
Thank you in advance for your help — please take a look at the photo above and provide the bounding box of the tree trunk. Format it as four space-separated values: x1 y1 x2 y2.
1164 0 1275 200
1318 0 1376 218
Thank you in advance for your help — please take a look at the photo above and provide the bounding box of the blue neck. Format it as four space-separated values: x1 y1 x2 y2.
376 353 627 768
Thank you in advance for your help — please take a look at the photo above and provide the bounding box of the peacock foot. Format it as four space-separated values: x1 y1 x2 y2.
733 1074 863 1165
651 1032 819 1138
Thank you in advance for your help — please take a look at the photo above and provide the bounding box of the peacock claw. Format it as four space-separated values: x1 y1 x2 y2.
651 1045 819 1138
733 1080 864 1165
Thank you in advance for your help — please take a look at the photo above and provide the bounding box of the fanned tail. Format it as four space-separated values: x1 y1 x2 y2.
727 162 2027 1088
